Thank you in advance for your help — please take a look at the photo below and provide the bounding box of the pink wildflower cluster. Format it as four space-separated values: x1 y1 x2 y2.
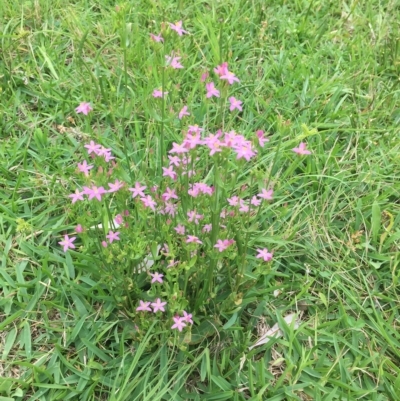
84 140 115 162
171 311 193 332
214 62 240 85
136 299 167 313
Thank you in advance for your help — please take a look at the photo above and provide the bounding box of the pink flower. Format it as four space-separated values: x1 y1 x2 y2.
205 82 220 98
166 55 184 69
84 186 107 201
97 146 113 159
69 189 85 204
202 224 212 233
129 182 146 198
168 155 181 167
162 187 178 201
140 195 157 211
151 298 167 313
251 196 261 206
214 239 229 252
136 300 152 312
150 33 164 42
171 316 187 331
187 125 204 134
106 230 120 243
59 234 76 252
75 102 93 115
183 132 203 150
115 214 123 225
182 311 193 324
234 143 257 161
178 105 190 119
153 89 169 98
108 180 125 193
227 196 240 206
162 166 177 180
229 97 243 111
75 224 83 233
84 140 102 155
186 235 202 244
256 248 273 262
214 62 228 76
220 70 240 84
256 130 269 147
77 160 94 176
187 210 203 224
169 142 188 154
174 224 185 235
292 142 311 155
169 21 188 36
204 134 224 156
150 272 164 284
200 72 209 82
164 202 178 216
258 189 273 200
101 241 108 248
239 199 249 213
167 259 178 268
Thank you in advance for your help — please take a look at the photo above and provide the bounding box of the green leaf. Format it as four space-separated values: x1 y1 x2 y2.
23 321 32 359
371 201 381 244
2 327 17 360
222 312 237 329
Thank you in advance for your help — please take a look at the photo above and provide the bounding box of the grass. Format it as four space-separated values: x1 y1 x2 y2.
1 0 399 400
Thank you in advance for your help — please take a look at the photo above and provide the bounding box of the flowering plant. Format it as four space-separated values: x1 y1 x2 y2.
61 21 312 338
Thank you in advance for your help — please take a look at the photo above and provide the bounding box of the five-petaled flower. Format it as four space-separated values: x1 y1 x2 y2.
77 160 93 176
166 55 184 69
214 239 234 252
257 189 273 200
75 102 93 115
153 89 169 98
106 230 120 244
169 21 188 36
186 235 202 244
129 182 146 198
151 298 167 313
141 195 157 211
220 70 240 84
256 248 273 262
179 105 190 119
206 82 220 98
108 180 125 193
182 311 193 324
171 316 187 331
59 234 76 252
229 97 243 112
136 300 152 312
69 189 85 204
150 33 164 43
150 272 164 284
292 142 312 155
84 185 107 201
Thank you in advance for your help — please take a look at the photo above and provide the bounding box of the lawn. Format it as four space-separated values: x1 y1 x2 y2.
0 0 399 400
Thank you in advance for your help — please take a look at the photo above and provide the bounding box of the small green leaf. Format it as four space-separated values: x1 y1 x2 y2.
371 201 381 244
2 327 17 360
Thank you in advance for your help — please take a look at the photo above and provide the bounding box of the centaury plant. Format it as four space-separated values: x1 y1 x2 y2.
58 21 312 337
